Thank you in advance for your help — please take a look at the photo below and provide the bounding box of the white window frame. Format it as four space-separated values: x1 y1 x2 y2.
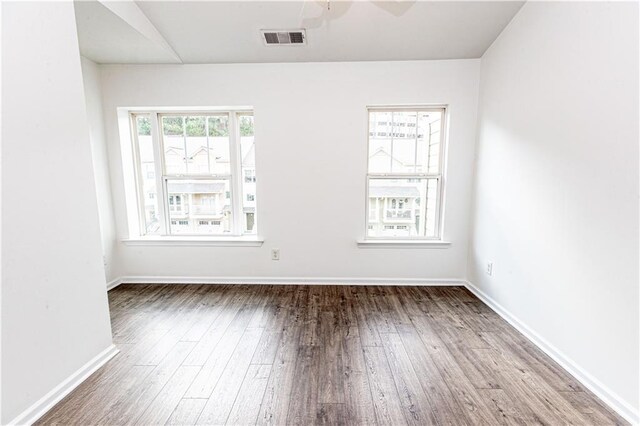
128 108 258 240
368 197 379 223
364 105 448 242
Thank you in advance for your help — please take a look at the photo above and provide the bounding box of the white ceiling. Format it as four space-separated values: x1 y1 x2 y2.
75 1 524 64
75 1 179 63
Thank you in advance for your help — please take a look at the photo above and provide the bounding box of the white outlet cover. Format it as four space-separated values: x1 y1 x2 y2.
486 262 493 276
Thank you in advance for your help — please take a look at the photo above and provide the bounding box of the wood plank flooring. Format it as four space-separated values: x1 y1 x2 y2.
36 284 627 425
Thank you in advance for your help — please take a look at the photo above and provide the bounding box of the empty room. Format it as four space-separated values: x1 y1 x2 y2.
1 0 638 425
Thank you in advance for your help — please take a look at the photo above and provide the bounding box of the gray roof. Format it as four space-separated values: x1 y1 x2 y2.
369 186 420 198
167 181 226 194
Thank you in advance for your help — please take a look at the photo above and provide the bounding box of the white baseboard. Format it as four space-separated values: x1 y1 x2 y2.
114 275 466 286
106 277 122 291
7 345 119 426
464 280 639 425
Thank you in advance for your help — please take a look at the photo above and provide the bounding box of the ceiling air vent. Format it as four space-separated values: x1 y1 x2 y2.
261 29 306 45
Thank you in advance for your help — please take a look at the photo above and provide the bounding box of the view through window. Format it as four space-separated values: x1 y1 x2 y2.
366 107 445 239
131 111 256 236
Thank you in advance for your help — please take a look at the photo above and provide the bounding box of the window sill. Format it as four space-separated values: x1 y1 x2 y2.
356 240 451 248
122 236 264 247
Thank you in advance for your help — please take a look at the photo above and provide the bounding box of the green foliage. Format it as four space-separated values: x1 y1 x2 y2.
136 117 151 136
149 115 253 138
186 116 206 136
163 116 183 136
208 116 229 137
239 116 254 137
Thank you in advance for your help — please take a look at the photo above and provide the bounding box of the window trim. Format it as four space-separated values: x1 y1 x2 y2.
122 235 264 247
127 108 256 239
364 105 448 242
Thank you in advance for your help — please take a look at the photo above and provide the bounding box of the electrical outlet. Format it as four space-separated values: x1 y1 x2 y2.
486 261 494 276
271 248 280 261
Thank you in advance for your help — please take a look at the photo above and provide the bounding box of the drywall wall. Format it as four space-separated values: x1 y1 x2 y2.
100 60 480 281
81 57 119 283
468 2 639 421
1 2 114 423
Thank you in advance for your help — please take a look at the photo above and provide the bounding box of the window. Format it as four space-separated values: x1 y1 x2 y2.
244 169 256 183
366 107 445 240
130 110 257 236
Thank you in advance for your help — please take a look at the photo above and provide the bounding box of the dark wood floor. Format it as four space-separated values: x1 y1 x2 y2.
37 284 626 425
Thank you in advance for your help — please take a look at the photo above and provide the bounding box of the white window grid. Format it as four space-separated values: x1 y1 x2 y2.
364 105 447 240
130 110 255 237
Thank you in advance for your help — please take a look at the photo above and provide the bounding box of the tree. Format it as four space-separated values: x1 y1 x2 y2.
239 116 254 137
137 117 151 135
208 116 228 137
144 115 251 138
186 116 206 136
162 116 183 136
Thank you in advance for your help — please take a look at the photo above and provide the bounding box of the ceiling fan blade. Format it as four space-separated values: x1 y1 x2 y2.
300 0 353 29
372 0 416 17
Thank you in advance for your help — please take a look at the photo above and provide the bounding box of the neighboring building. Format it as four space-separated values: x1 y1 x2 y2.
368 185 421 237
137 132 256 235
166 180 230 234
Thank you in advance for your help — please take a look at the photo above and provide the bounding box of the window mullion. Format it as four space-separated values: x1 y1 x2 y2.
435 111 446 238
365 175 370 236
434 176 442 239
414 113 419 173
205 116 211 174
229 112 243 236
130 115 146 236
182 116 188 174
150 113 168 235
390 111 394 172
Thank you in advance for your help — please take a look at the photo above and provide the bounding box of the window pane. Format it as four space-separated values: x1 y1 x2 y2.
166 179 231 235
184 116 209 174
240 114 256 233
134 114 160 235
424 178 439 237
208 116 230 175
162 116 186 174
416 111 442 173
391 111 417 173
367 178 438 238
368 198 379 222
239 114 254 137
391 138 416 173
186 116 206 136
368 111 392 173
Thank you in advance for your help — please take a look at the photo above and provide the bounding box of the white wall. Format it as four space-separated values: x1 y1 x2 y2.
468 2 639 421
1 2 114 423
81 57 119 283
100 60 480 281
